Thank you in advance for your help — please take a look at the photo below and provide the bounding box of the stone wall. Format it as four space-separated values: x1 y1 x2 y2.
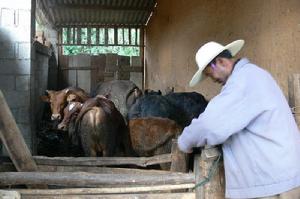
0 0 34 154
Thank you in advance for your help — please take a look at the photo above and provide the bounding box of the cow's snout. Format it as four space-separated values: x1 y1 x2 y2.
57 122 67 131
51 114 61 121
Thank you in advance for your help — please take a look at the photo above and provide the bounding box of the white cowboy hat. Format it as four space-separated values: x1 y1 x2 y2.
189 39 245 87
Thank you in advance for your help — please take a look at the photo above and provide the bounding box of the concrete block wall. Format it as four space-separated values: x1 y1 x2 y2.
0 0 34 154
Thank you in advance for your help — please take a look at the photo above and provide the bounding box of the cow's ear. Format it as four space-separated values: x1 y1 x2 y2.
65 89 69 94
158 90 162 95
40 95 50 102
67 94 77 102
134 88 142 98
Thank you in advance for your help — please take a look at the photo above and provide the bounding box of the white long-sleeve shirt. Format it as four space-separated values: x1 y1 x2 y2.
178 58 300 198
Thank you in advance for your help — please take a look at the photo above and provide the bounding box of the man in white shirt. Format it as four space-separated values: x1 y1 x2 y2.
178 40 300 199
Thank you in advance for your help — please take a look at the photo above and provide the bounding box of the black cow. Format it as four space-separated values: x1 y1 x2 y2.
128 91 208 127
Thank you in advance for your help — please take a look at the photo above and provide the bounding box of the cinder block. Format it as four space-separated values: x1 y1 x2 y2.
17 123 31 139
15 107 31 124
0 75 15 91
0 42 15 58
131 56 142 66
105 53 119 72
16 75 30 91
17 42 30 59
0 59 31 75
2 90 30 108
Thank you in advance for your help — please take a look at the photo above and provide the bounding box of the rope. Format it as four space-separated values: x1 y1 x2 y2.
192 153 222 190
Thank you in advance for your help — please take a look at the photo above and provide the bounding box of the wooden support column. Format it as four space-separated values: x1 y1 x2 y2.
170 139 188 173
0 90 47 188
0 90 37 171
194 146 224 199
288 74 300 129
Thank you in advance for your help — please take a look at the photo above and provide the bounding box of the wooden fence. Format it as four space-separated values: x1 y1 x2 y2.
0 90 225 198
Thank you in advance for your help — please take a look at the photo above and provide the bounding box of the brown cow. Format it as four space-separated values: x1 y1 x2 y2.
40 87 89 121
128 117 183 169
58 96 134 157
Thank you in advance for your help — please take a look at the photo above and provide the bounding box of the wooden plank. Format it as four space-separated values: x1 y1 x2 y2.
73 27 75 44
120 66 143 72
32 154 172 167
170 140 188 173
194 153 204 199
66 27 70 44
195 146 225 199
105 28 108 45
77 27 81 45
14 184 195 195
21 193 195 199
0 91 47 189
0 190 20 199
0 172 195 187
0 162 184 175
56 43 144 47
114 27 118 45
0 91 37 171
129 28 132 45
87 27 91 45
96 28 99 45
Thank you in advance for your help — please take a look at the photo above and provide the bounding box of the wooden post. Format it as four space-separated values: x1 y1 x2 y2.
194 146 225 199
0 90 47 188
170 139 188 173
288 74 300 129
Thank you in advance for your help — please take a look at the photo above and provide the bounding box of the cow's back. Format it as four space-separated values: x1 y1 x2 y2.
93 80 141 118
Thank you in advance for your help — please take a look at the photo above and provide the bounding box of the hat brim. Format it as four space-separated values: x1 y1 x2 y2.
189 69 203 87
189 39 244 87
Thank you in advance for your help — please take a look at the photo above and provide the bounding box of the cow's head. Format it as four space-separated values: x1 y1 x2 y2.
41 88 89 121
58 101 83 131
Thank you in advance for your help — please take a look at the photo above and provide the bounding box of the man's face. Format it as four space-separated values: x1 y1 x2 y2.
203 57 234 85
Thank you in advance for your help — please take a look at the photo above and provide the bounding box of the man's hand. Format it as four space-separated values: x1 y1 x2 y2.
178 135 193 153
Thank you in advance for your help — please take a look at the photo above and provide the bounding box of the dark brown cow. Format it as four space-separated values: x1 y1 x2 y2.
58 96 134 157
128 117 182 169
40 87 89 121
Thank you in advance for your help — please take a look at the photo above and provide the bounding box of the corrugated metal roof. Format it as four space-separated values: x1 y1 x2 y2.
36 0 157 27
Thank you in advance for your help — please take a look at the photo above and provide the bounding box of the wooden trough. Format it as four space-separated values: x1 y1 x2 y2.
0 90 225 198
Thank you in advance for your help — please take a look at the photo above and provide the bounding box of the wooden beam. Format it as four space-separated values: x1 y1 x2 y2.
56 43 144 47
77 27 81 45
170 139 188 173
194 146 225 199
0 162 184 175
0 90 37 172
96 28 99 45
0 90 47 189
120 66 143 72
49 5 153 12
21 193 195 199
13 184 195 195
0 172 195 187
33 154 172 167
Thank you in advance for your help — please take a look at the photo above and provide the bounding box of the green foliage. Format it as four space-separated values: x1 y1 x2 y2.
62 27 140 56
63 46 140 56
